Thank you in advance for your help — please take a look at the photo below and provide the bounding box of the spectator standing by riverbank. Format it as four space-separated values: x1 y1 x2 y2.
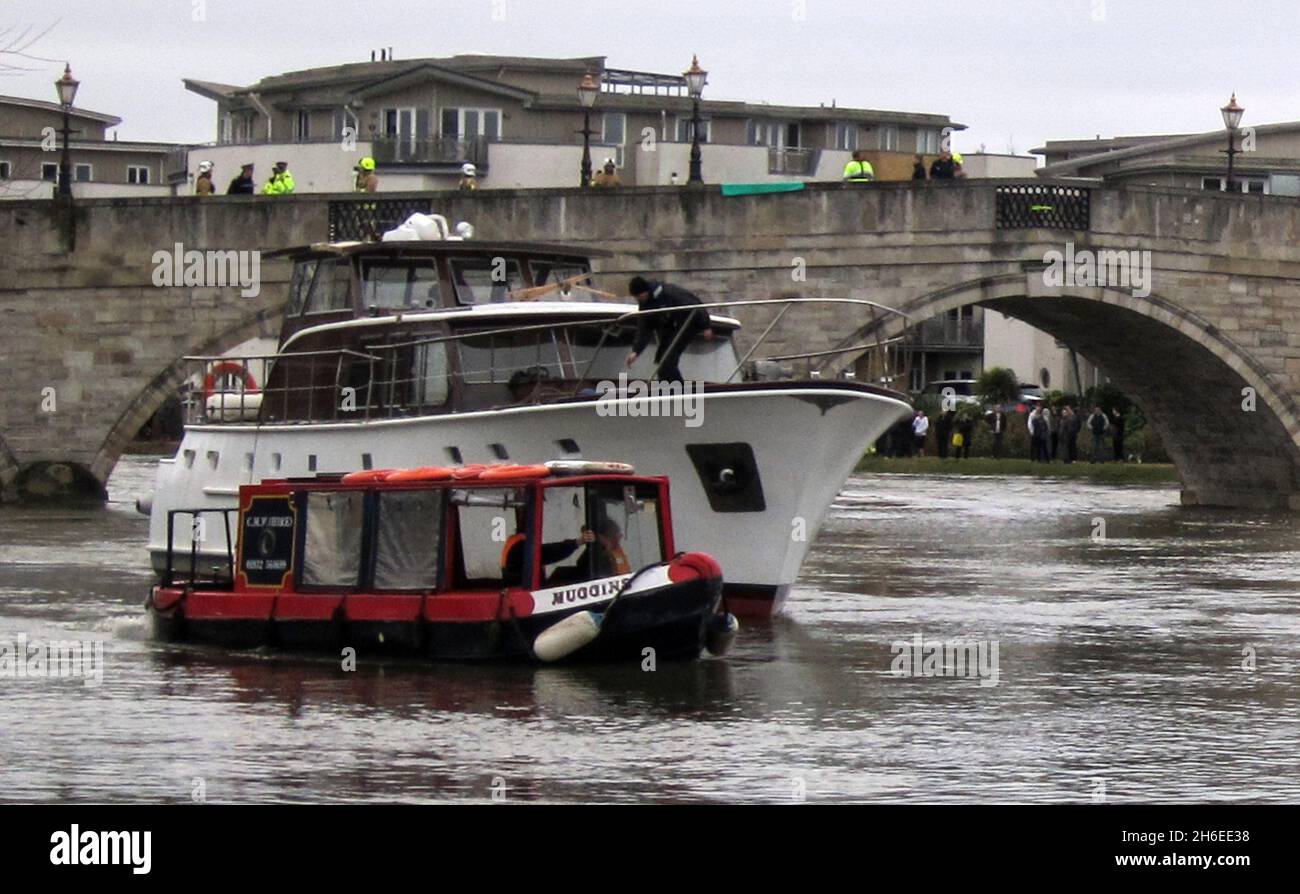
1028 406 1048 462
1087 406 1109 463
936 409 955 459
1111 408 1127 461
912 410 930 456
1060 406 1081 463
1045 404 1059 461
988 408 1006 458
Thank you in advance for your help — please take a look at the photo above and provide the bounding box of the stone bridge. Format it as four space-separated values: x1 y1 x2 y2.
3 180 1300 509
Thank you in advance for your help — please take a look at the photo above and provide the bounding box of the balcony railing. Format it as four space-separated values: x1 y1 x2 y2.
371 136 490 167
907 317 984 348
768 147 819 176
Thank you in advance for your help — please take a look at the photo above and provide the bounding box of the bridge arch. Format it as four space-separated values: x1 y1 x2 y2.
863 274 1300 509
52 306 285 501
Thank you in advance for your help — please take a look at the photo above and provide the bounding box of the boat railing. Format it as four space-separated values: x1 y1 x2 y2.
163 507 238 588
180 297 913 426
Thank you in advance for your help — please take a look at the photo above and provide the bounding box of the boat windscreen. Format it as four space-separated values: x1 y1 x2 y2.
361 259 442 311
450 257 524 305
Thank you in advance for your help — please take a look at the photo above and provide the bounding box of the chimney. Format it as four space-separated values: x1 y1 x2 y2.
389 47 394 60
371 50 376 61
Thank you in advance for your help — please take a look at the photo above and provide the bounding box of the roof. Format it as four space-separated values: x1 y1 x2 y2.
264 239 611 260
1035 120 1300 176
184 53 959 125
0 94 122 127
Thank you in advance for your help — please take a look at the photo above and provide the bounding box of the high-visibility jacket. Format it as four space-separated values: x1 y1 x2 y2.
262 170 296 195
843 159 875 182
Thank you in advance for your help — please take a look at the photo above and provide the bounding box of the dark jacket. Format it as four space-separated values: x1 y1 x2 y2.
227 175 255 195
631 281 709 356
1087 412 1108 435
912 162 928 181
930 157 956 180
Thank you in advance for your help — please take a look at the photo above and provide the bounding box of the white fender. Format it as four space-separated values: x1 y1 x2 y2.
533 610 601 662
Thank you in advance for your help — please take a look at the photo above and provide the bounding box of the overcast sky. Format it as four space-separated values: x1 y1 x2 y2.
2 0 1293 154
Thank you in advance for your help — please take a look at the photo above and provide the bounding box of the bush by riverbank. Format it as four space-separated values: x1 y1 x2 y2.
856 455 1180 483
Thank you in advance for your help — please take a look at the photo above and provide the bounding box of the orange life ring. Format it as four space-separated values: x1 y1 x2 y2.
478 464 552 481
203 361 259 401
383 466 456 482
341 469 395 484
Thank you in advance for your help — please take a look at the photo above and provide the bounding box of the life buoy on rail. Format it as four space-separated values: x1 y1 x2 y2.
543 460 635 476
383 466 456 483
203 361 259 401
340 469 396 484
478 464 552 482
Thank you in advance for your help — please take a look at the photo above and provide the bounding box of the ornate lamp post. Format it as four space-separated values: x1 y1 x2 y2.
684 55 707 185
1221 93 1244 193
54 63 80 199
577 71 599 188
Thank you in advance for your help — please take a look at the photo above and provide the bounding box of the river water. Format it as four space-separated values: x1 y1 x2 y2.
1 456 1297 803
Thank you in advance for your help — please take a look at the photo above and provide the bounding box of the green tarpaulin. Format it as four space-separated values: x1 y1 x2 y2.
720 182 807 197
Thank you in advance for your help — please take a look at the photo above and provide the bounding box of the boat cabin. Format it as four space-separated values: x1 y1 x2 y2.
210 240 743 424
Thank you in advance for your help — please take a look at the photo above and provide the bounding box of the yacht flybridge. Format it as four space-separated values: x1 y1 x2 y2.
146 221 913 618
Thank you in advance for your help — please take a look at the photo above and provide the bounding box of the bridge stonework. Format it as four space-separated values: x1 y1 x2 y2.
3 181 1300 508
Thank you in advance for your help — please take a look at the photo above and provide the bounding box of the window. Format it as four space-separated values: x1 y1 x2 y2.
441 107 502 140
746 120 784 147
602 112 626 145
676 117 711 143
453 487 527 585
41 162 58 182
0 161 9 179
303 258 353 314
220 114 233 144
537 482 664 586
448 257 523 305
529 259 592 292
878 124 900 151
295 109 311 141
372 490 443 590
361 259 442 310
74 163 92 182
301 491 365 588
833 123 858 151
413 342 450 406
457 330 564 385
127 166 150 185
1202 177 1222 191
288 259 319 315
918 128 941 154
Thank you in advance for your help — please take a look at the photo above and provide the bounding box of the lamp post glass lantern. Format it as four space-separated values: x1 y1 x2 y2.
1221 93 1244 193
55 63 80 198
684 55 707 184
578 71 598 188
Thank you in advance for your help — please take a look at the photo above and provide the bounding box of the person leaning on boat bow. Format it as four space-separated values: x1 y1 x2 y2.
625 277 714 383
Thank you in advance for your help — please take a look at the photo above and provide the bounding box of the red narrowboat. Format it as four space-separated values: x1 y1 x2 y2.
147 462 738 663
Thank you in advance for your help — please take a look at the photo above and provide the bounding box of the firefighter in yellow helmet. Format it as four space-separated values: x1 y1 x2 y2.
353 156 379 192
843 149 875 184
